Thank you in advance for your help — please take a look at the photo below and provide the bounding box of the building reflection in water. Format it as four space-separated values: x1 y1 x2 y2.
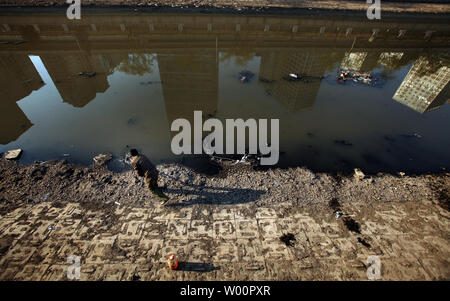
257 50 333 112
393 55 450 113
40 53 126 108
0 13 449 146
0 53 43 144
157 51 218 130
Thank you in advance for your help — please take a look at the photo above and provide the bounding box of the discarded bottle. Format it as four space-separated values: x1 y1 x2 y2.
167 254 179 270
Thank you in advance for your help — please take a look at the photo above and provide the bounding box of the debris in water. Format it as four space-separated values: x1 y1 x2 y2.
342 217 361 234
259 77 275 83
63 154 70 157
139 81 161 85
238 70 255 83
78 72 96 78
334 139 353 146
4 149 22 160
280 233 296 247
401 133 422 139
336 69 384 87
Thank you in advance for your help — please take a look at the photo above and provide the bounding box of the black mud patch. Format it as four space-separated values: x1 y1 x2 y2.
357 237 371 248
343 217 361 234
280 233 296 247
328 198 341 212
0 235 15 257
428 176 450 212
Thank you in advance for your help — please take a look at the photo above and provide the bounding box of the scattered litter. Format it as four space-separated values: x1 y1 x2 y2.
283 73 324 82
353 168 365 180
63 154 70 157
93 153 113 166
279 233 296 247
238 70 255 83
167 253 179 270
114 201 121 206
335 212 343 219
398 172 406 177
4 149 22 160
336 69 385 87
39 161 48 165
48 226 55 230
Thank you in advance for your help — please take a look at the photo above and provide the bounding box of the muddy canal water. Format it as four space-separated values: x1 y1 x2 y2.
0 11 449 174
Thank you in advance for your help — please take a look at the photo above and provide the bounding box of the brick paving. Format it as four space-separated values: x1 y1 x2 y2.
1 196 449 280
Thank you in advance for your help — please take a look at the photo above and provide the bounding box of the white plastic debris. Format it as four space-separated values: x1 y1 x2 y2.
289 73 298 79
93 153 113 165
353 168 365 180
4 149 22 160
114 201 121 206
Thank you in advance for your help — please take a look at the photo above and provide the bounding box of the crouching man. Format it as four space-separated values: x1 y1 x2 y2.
129 149 169 205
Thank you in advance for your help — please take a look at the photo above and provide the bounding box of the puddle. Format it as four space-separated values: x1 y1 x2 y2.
0 12 449 174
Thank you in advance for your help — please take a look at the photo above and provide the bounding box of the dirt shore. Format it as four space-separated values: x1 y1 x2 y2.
0 157 449 280
1 0 450 14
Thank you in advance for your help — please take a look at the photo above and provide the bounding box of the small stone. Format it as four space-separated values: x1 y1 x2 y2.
93 153 112 166
353 168 365 180
4 149 22 160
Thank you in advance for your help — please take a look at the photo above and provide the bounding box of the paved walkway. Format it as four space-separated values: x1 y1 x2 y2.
0 195 449 280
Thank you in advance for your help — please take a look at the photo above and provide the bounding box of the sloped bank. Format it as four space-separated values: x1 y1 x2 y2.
0 157 448 216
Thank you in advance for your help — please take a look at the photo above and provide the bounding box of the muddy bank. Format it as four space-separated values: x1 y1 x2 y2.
1 156 448 216
1 157 449 280
1 0 450 15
